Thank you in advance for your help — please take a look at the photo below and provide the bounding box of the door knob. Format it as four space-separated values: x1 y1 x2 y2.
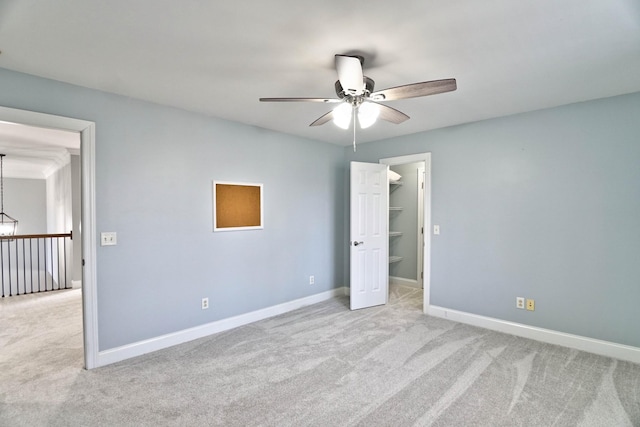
353 241 364 246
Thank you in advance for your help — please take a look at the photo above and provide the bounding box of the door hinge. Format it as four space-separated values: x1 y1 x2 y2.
421 182 424 189
421 272 424 279
82 259 85 267
421 227 423 234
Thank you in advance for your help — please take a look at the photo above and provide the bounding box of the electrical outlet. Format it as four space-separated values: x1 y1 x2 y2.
516 297 525 309
201 297 209 310
433 225 440 235
526 299 535 311
309 275 315 285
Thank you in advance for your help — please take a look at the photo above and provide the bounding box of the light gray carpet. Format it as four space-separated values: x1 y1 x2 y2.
1 285 639 426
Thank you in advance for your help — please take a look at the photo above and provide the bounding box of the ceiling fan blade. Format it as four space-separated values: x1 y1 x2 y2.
369 101 410 124
370 78 457 101
259 97 341 103
309 110 334 127
335 55 364 96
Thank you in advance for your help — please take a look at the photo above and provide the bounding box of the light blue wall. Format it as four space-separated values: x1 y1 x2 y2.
5 177 47 234
3 65 639 352
71 155 82 281
0 68 346 350
347 92 640 348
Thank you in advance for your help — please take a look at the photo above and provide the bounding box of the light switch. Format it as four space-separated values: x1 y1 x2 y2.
101 232 117 246
433 225 440 235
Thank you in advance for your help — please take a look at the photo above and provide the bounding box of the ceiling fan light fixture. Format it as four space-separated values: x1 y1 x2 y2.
333 103 352 129
357 102 379 129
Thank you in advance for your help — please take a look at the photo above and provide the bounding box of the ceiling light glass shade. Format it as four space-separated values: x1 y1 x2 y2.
357 102 380 129
0 154 17 237
332 103 352 129
0 213 17 236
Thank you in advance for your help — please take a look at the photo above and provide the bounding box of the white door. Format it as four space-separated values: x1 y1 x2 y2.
350 161 389 310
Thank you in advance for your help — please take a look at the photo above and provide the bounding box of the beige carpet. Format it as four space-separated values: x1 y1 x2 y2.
1 286 639 426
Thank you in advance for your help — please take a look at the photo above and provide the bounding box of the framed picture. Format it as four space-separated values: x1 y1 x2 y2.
213 181 263 231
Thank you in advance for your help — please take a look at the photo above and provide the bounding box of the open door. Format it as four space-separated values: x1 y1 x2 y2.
350 161 389 310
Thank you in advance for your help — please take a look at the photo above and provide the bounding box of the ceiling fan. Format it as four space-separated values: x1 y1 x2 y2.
260 54 457 149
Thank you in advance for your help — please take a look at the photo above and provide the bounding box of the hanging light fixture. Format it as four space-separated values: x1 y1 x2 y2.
0 154 18 236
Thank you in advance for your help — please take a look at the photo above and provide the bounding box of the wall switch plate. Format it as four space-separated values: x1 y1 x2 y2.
433 225 440 235
100 232 117 246
526 299 535 311
201 297 209 310
516 297 525 309
309 275 315 285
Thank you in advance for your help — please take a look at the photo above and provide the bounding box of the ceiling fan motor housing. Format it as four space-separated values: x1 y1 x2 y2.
335 76 375 99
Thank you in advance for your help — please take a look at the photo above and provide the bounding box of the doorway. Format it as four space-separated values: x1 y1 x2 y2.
0 106 97 368
380 153 431 313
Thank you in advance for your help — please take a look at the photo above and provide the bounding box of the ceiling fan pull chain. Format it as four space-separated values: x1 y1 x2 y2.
353 107 357 152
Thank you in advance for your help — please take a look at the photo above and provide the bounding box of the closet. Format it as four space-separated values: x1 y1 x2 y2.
388 163 422 289
388 169 403 265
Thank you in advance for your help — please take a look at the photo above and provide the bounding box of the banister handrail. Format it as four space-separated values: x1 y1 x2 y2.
1 231 73 297
0 232 72 240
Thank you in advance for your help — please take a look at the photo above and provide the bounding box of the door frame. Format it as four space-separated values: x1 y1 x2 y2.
380 153 431 312
417 165 425 289
0 106 98 369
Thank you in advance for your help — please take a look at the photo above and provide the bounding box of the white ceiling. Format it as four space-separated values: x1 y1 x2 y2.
0 0 639 155
0 121 79 179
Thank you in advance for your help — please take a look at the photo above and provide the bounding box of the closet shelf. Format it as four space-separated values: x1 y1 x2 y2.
389 231 403 237
389 207 403 211
390 181 403 192
389 256 403 264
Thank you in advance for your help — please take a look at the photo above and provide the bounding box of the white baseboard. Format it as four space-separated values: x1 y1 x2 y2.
71 280 82 289
96 287 347 368
428 305 640 365
389 276 420 289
